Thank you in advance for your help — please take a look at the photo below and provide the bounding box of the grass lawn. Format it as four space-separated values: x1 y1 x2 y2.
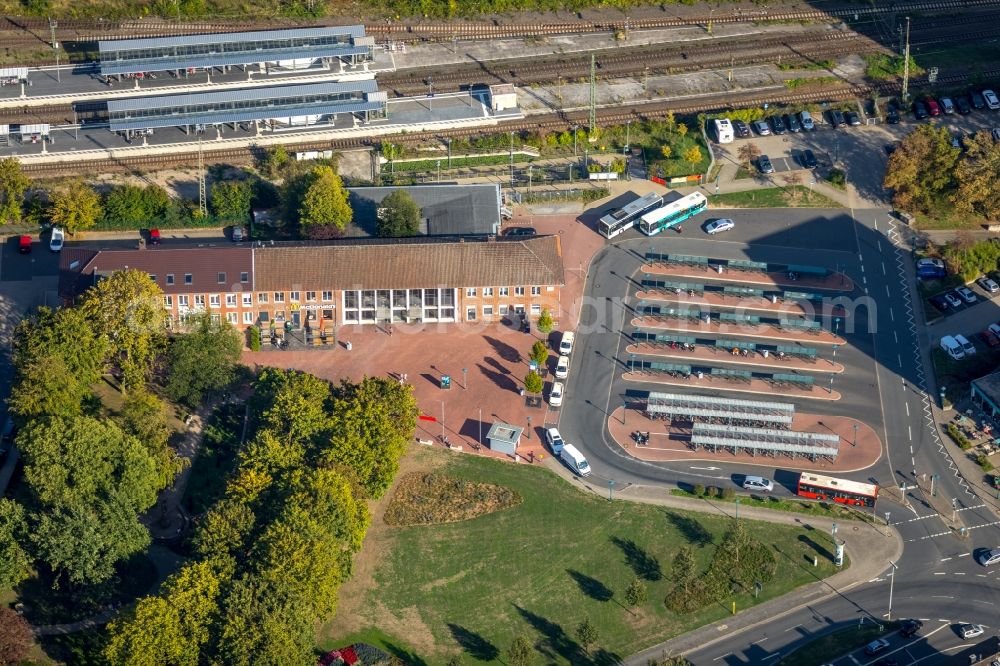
931 346 1000 404
709 186 843 209
322 448 844 664
669 489 875 524
777 621 899 666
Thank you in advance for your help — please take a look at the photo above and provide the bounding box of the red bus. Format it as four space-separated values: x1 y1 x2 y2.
797 472 878 508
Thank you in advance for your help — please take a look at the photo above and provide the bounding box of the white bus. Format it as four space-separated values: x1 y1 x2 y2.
638 192 708 236
713 118 734 144
597 191 663 239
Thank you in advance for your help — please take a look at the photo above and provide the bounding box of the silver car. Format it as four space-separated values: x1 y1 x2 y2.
743 475 774 492
977 547 1000 567
706 219 735 235
960 624 984 639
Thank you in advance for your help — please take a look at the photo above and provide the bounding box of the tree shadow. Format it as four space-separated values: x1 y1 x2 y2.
610 536 662 581
475 362 517 392
384 641 429 666
566 569 613 602
664 510 714 547
484 335 522 363
447 623 500 662
514 605 587 664
797 534 834 562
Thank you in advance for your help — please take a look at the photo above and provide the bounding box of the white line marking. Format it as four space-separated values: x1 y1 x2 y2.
890 308 895 321
882 262 887 275
905 402 910 417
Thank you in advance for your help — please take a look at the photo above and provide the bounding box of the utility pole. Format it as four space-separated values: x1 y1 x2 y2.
48 18 60 83
887 561 898 620
589 53 597 134
197 138 207 216
902 16 911 102
509 131 515 186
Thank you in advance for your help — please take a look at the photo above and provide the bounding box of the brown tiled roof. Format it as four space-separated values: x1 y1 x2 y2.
254 236 564 291
59 245 254 298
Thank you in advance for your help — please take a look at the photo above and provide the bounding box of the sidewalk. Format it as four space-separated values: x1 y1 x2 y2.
540 457 903 665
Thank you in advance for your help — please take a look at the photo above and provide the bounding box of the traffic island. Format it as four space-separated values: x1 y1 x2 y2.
635 289 848 319
641 262 855 293
631 316 847 346
607 405 881 473
622 370 842 401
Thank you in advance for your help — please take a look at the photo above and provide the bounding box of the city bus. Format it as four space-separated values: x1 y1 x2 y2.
796 472 878 508
597 191 663 239
637 192 708 236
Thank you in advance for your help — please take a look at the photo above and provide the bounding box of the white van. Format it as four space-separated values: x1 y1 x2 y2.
940 335 965 360
955 334 976 356
559 331 575 355
560 444 591 476
713 118 734 144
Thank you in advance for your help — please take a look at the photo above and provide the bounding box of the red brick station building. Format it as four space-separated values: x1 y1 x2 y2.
59 235 565 338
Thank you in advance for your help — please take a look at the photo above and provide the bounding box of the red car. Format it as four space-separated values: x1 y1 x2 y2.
149 228 161 245
925 98 941 116
980 330 1000 348
18 235 31 254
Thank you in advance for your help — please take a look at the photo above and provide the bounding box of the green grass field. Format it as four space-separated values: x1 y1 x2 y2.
322 449 844 664
709 186 843 209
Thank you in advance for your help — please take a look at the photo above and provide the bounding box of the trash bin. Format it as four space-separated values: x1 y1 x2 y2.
345 341 352 351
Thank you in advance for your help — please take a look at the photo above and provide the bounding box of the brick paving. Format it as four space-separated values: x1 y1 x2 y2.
643 263 855 293
626 342 845 373
608 406 881 472
632 315 846 346
622 370 842 401
636 289 847 318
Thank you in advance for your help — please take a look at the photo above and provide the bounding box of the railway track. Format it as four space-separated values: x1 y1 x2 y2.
19 64 996 179
5 0 1000 43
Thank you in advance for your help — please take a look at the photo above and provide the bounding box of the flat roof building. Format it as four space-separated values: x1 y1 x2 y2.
346 184 502 237
60 235 565 335
99 26 374 77
107 79 386 133
972 370 1000 418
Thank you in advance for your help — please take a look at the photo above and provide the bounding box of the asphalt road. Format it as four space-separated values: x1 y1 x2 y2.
558 206 1000 665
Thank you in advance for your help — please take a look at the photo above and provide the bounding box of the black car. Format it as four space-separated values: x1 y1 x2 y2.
900 619 923 638
971 90 987 110
783 113 802 132
886 104 900 124
956 96 972 114
800 148 817 168
503 227 536 237
913 101 929 119
732 119 751 138
929 294 950 312
757 155 774 174
846 111 861 126
829 109 845 127
769 115 786 135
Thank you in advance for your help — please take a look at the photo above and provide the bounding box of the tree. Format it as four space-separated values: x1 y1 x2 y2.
376 189 421 237
507 635 534 666
165 313 243 409
82 268 166 391
676 123 688 138
299 166 352 233
9 306 108 419
254 368 332 444
660 145 672 159
671 545 697 594
0 606 33 666
575 617 599 651
211 180 254 223
0 157 30 224
737 143 761 170
530 340 549 366
537 308 554 334
524 370 543 394
624 576 648 606
683 146 703 170
0 499 31 590
952 129 1000 220
118 390 185 489
105 561 223 666
215 575 316 666
49 179 102 233
259 145 289 179
883 124 960 214
103 184 171 227
381 142 401 174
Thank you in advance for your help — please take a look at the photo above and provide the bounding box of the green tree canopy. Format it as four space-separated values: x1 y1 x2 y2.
884 124 961 214
507 635 534 666
524 370 543 394
0 157 30 224
537 309 554 334
254 368 332 444
164 313 243 409
575 617 598 651
952 130 1000 220
211 180 254 223
103 184 171 227
0 499 31 590
215 575 315 666
530 340 549 366
299 166 352 233
49 179 102 233
377 189 422 237
82 268 166 391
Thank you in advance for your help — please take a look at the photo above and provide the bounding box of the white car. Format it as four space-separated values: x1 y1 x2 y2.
978 276 1000 293
549 381 564 407
555 355 569 380
976 547 1000 566
49 227 64 252
956 286 978 304
944 292 963 308
706 219 735 235
984 89 1000 110
960 624 985 639
743 475 774 492
544 427 564 454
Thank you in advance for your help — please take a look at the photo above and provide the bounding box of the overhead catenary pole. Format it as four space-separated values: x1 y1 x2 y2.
589 53 597 134
902 17 911 102
197 138 207 216
48 18 60 83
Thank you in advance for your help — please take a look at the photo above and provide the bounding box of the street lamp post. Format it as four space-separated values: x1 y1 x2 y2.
608 479 615 501
887 561 898 620
462 367 468 390
447 138 452 168
853 423 859 447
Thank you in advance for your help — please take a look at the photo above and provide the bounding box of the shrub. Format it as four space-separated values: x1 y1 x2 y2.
692 483 705 496
247 326 261 352
705 486 719 498
947 423 973 450
580 188 610 203
720 487 736 501
828 168 847 190
976 454 995 472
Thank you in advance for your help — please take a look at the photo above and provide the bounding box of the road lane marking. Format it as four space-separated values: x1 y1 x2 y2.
890 308 894 321
905 402 910 416
784 624 801 632
908 426 912 441
712 653 733 662
934 572 946 575
882 262 887 275
941 557 952 561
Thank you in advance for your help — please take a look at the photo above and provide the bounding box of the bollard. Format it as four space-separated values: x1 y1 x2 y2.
813 556 818 567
